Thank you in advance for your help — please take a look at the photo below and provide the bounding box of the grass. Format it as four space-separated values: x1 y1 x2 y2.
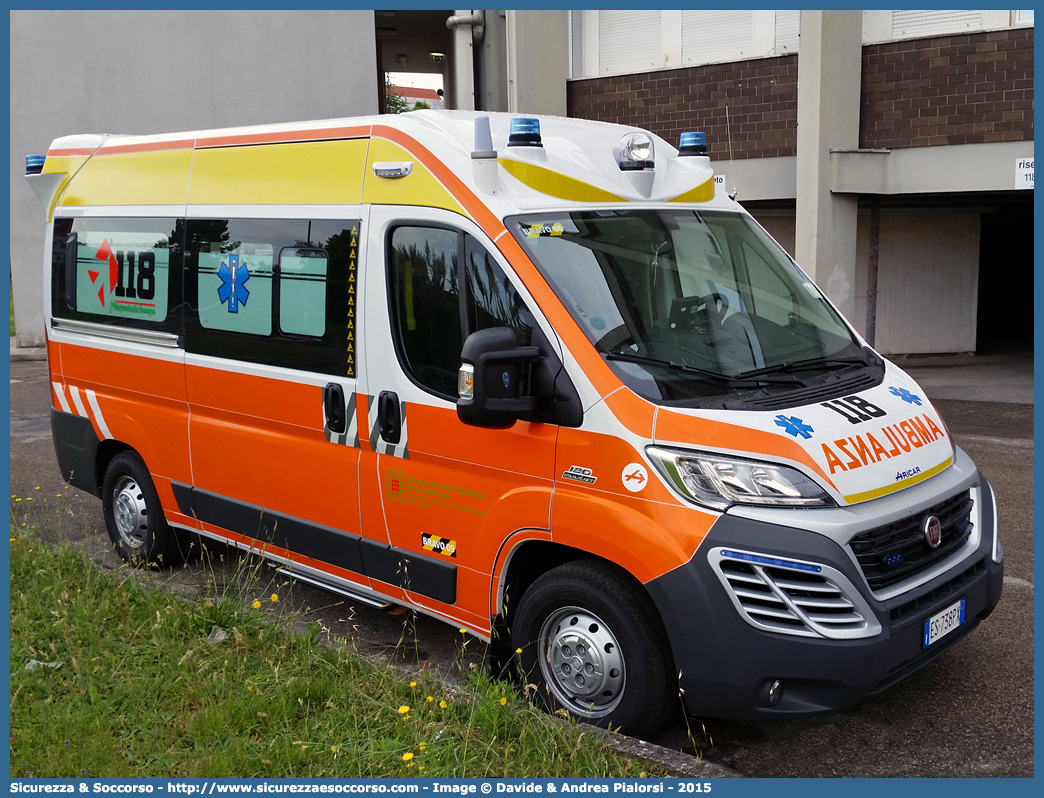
9 528 664 779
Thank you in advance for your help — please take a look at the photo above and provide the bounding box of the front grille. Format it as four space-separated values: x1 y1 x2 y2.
889 557 986 624
850 490 974 591
715 556 873 638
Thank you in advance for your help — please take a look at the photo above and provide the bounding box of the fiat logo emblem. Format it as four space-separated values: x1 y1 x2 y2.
924 515 942 548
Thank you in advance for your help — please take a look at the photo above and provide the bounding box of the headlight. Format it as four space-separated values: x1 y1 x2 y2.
647 446 834 510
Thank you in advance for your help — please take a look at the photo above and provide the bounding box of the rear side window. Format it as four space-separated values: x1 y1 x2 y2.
52 217 179 333
184 218 359 376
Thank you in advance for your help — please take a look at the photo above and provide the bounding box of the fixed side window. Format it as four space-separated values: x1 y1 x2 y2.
51 216 180 334
388 225 536 399
184 218 359 376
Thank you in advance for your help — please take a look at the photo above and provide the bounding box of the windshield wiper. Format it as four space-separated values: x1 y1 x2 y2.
733 355 867 380
605 351 803 386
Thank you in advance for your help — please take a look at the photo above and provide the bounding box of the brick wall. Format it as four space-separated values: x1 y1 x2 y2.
566 55 798 160
861 27 1033 148
567 28 1033 158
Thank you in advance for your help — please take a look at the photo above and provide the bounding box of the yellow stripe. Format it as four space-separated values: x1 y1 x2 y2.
498 158 626 203
43 155 88 176
362 138 466 214
667 177 716 203
189 139 368 205
61 149 192 206
43 156 83 220
842 457 953 504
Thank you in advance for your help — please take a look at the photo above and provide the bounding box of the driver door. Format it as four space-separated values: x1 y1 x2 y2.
359 206 560 629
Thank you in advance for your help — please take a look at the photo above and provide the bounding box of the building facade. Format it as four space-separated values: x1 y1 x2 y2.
11 10 1032 357
567 9 1034 355
10 10 380 346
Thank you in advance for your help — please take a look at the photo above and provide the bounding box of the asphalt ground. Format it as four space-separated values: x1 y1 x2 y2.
8 357 1034 777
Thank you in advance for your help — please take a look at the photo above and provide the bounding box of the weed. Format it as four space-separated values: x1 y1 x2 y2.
10 529 666 778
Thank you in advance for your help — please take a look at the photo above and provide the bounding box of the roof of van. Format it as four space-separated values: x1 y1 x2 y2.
42 111 733 218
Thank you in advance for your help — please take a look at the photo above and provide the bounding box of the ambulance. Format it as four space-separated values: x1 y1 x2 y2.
26 110 1003 737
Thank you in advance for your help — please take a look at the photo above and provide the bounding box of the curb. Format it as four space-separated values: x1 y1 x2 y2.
11 348 47 362
603 731 743 778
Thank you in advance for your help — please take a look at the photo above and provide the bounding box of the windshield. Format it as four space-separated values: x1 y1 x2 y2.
509 210 867 404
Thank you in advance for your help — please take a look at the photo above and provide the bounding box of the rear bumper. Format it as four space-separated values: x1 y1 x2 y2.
52 407 102 497
646 470 1003 720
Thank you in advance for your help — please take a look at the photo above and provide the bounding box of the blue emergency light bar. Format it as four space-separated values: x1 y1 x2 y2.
25 154 46 175
678 131 708 156
508 118 542 147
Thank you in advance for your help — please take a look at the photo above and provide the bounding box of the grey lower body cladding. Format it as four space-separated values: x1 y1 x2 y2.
646 473 1002 720
171 482 456 605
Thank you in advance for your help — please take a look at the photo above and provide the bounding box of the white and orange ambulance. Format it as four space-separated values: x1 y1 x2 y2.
27 110 1002 736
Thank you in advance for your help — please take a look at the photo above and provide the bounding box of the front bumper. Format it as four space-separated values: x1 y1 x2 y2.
645 469 1003 720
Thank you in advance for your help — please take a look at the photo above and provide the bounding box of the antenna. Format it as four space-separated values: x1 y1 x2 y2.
725 106 738 200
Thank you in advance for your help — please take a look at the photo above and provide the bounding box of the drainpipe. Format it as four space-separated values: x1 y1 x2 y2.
446 10 485 110
865 197 881 348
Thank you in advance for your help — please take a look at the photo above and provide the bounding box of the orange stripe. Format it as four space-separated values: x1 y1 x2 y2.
491 234 620 397
97 139 195 155
605 388 656 438
47 147 95 157
196 125 372 148
371 124 503 234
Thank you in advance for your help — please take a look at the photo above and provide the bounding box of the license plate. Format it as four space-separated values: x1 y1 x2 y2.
923 596 966 648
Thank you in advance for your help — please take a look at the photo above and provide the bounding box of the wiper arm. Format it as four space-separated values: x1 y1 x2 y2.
605 351 802 386
734 355 866 380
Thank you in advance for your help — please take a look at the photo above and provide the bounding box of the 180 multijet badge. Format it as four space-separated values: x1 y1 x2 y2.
561 465 597 484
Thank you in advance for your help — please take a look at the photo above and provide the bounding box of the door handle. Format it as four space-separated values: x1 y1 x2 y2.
324 383 346 434
378 390 401 444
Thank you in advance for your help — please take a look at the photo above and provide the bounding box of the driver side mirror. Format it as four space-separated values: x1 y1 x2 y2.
456 327 541 429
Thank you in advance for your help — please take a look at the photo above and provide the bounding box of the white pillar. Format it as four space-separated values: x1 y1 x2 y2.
450 9 476 111
794 10 863 320
506 10 567 115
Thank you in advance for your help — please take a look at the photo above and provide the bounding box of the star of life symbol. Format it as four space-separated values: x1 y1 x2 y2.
774 415 814 439
889 386 923 406
218 254 250 313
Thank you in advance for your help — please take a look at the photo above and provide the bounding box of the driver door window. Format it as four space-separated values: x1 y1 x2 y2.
388 225 535 400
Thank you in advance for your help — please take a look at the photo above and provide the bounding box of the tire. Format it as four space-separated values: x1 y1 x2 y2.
101 451 182 566
512 559 676 737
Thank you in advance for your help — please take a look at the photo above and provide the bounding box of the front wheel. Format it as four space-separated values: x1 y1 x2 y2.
512 559 676 737
102 451 182 566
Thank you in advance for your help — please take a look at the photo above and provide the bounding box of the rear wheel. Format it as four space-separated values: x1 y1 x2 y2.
102 451 182 566
512 559 676 737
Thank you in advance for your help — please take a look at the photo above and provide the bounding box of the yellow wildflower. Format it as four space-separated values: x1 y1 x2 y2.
271 593 279 602
402 752 414 762
439 700 447 709
252 600 261 609
398 705 410 715
409 681 417 688
500 697 507 706
426 696 433 703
